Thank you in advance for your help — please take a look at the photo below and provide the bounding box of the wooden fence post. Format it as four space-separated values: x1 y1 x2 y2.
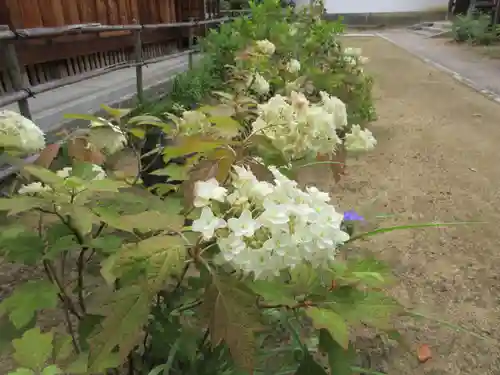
3 42 32 119
134 29 144 103
188 17 195 70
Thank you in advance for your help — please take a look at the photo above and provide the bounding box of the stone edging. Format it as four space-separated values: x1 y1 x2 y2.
343 33 500 105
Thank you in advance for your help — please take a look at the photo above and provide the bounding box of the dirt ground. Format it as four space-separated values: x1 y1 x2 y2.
333 37 500 374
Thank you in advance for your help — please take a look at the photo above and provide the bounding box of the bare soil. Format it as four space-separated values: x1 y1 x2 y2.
333 37 500 374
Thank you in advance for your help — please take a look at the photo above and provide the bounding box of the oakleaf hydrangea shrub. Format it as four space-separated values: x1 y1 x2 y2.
0 5 466 375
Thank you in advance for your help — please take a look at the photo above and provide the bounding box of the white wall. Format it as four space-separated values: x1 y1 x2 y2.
296 0 448 14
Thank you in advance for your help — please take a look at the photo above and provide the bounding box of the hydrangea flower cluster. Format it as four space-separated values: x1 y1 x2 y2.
176 110 212 136
343 47 369 73
255 39 276 55
0 110 45 154
191 165 350 279
344 124 377 152
251 90 347 160
247 73 270 95
18 164 106 195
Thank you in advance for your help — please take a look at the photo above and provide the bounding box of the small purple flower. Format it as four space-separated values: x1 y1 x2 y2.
343 210 365 222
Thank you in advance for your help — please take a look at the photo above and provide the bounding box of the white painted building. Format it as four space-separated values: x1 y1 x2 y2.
296 0 448 14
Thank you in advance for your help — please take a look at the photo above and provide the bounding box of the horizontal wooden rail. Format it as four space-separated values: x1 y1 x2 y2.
0 16 239 40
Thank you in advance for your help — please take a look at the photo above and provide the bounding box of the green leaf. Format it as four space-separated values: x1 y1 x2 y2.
100 104 131 119
209 116 242 138
93 208 184 233
306 307 349 349
87 285 152 371
52 333 73 362
289 263 321 295
66 351 120 374
318 329 355 375
0 281 59 329
200 277 261 373
63 114 106 122
100 234 187 286
248 279 296 307
12 328 53 371
150 164 189 180
90 235 123 254
0 197 46 216
41 365 62 375
323 287 401 330
7 369 35 375
295 351 328 375
0 315 35 354
70 162 100 181
0 228 45 265
162 135 224 160
347 221 482 242
22 165 65 188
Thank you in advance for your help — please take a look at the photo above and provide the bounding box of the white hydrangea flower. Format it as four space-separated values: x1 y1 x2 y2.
0 110 45 154
344 124 377 152
194 178 228 207
88 118 127 155
286 59 301 74
18 182 51 195
192 206 227 240
255 39 276 55
319 91 348 128
179 110 211 136
247 73 270 95
252 91 344 160
344 47 362 56
192 165 350 279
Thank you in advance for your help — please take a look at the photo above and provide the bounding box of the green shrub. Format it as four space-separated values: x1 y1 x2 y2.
452 13 499 45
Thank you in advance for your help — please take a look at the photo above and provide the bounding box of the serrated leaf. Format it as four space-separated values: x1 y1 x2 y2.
100 104 131 119
100 234 186 286
306 307 349 349
0 197 46 216
0 228 45 265
324 287 401 330
12 328 53 370
0 315 35 354
248 280 296 307
162 135 224 160
93 208 184 232
318 329 355 375
22 165 65 188
200 277 260 372
0 281 58 329
34 144 61 169
209 116 241 138
87 285 152 372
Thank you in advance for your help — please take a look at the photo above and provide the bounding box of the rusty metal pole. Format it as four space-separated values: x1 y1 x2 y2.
3 41 32 119
134 28 144 103
188 17 195 70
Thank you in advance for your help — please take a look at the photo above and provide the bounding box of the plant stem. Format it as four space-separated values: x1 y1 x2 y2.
77 249 87 313
62 298 81 354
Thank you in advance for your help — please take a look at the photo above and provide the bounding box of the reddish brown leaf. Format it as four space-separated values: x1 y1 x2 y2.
417 344 432 363
67 138 106 165
35 143 61 168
